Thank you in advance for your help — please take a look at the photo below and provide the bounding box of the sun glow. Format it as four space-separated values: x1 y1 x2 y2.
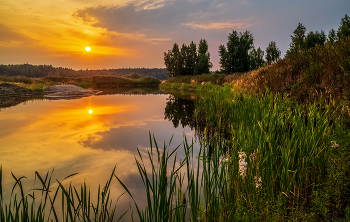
85 46 91 52
89 110 93 114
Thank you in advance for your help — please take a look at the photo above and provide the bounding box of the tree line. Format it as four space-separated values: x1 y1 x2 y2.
164 14 350 76
0 64 169 80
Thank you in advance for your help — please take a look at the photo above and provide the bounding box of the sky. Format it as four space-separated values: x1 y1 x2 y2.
0 0 349 70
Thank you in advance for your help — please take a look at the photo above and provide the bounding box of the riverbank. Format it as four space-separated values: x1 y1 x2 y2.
161 36 350 105
155 39 350 220
146 84 350 221
0 73 161 94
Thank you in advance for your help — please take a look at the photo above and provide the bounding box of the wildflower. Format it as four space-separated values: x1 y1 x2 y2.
250 152 257 160
255 175 262 188
238 152 246 160
238 152 247 178
331 141 339 148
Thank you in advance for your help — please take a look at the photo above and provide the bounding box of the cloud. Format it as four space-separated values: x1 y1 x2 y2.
186 22 251 30
73 0 252 37
0 23 36 43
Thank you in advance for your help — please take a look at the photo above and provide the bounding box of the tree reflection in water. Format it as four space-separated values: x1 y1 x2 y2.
164 95 196 128
164 95 208 142
164 94 232 154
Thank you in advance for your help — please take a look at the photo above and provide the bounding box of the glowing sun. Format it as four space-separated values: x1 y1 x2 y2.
88 110 93 114
85 46 91 51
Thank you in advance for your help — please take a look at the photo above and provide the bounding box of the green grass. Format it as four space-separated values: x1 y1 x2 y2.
115 88 350 221
1 85 349 221
0 166 127 222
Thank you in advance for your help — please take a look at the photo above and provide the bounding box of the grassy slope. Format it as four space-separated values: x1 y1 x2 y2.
161 36 350 104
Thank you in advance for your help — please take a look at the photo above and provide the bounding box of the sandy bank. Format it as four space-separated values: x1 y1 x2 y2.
44 85 101 99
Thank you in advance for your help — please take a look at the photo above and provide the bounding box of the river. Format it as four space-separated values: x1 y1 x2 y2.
0 90 200 220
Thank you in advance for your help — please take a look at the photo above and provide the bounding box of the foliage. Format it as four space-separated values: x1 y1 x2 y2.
164 43 182 77
0 64 168 80
160 73 227 86
327 29 337 44
286 23 306 55
249 47 265 70
219 30 254 74
287 23 329 56
194 39 213 75
164 40 212 77
181 42 197 76
337 14 350 40
304 30 326 49
265 41 281 65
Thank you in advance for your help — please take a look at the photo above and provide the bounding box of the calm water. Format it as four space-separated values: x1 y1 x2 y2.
0 92 199 219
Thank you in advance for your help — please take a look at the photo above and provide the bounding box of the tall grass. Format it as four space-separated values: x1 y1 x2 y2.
1 87 348 221
194 87 346 220
116 88 348 221
0 166 126 222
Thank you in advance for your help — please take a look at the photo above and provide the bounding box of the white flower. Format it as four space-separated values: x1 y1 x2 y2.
238 152 247 160
238 152 247 178
255 175 262 188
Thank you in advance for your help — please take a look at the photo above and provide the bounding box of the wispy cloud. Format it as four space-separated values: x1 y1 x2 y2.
0 23 36 43
186 22 251 30
73 0 253 37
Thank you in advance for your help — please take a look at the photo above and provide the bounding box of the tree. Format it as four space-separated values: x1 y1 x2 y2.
219 30 254 73
181 42 197 76
265 41 281 65
164 40 212 77
286 23 306 55
249 47 264 70
327 29 337 44
337 14 350 40
164 43 182 77
194 39 212 75
304 30 326 49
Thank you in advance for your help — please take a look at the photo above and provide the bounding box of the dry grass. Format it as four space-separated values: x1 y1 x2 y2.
223 37 350 102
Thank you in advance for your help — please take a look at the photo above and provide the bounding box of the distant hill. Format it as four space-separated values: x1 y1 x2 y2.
0 64 169 80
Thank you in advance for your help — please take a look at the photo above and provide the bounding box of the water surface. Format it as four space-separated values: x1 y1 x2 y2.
0 92 199 218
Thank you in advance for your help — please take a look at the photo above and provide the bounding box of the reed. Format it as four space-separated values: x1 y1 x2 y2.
0 166 126 222
194 87 346 220
117 88 348 221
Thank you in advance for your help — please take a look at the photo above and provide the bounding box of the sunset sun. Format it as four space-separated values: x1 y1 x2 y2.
85 46 91 52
